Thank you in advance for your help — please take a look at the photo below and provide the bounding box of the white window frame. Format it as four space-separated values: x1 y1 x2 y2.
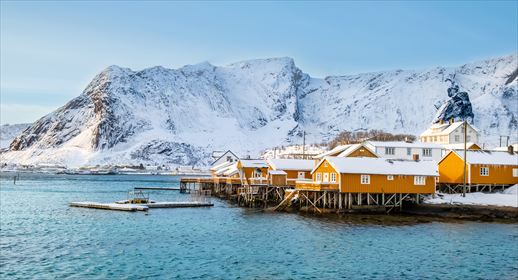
454 135 460 142
323 173 329 182
316 172 322 181
385 147 395 155
360 175 370 184
513 168 518 177
422 148 432 157
480 167 489 176
330 173 337 183
387 175 394 181
324 162 328 167
414 176 426 185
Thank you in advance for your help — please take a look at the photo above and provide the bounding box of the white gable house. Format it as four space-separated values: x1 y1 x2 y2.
211 150 239 167
420 120 480 145
364 141 443 161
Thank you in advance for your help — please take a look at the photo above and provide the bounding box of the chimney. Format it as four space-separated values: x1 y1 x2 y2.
412 154 420 161
508 145 514 154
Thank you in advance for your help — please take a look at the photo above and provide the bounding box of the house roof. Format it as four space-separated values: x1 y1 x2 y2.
441 142 480 150
449 150 518 165
213 162 238 176
336 143 377 157
238 159 269 168
210 160 234 171
420 121 479 137
366 141 442 149
268 170 287 175
267 158 315 171
314 144 352 159
318 156 438 176
211 150 239 165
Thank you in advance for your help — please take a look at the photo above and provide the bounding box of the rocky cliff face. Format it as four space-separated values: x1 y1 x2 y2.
2 55 517 167
433 79 475 124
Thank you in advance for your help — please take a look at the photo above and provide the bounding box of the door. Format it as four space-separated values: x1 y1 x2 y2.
323 173 329 182
298 172 305 179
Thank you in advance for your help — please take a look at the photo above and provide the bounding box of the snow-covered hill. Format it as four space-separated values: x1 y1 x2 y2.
2 55 517 167
0 123 30 149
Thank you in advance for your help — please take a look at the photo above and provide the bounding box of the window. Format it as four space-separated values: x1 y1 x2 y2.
454 135 460 142
480 167 489 176
407 148 411 156
467 135 471 141
323 173 329 182
298 172 305 179
226 156 233 162
513 168 518 177
385 147 395 155
330 173 337 182
414 176 426 185
253 169 262 178
387 175 394 180
316 173 322 181
422 148 432 157
324 162 328 167
361 175 370 184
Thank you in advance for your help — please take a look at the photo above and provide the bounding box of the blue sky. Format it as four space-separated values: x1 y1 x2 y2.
1 1 517 124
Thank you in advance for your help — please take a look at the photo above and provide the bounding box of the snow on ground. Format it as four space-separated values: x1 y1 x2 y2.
425 185 518 207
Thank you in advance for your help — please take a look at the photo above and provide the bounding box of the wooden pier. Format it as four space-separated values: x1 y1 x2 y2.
179 177 420 213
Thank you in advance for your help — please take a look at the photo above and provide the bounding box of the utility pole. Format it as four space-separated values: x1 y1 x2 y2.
302 131 306 159
462 120 467 197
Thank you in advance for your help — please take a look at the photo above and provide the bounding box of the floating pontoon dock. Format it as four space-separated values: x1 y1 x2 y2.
69 202 149 212
69 201 213 211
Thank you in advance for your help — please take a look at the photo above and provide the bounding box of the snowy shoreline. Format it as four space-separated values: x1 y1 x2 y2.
423 185 518 208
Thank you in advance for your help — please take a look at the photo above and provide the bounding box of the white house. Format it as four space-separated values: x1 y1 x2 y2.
364 141 443 161
420 120 480 145
211 150 239 167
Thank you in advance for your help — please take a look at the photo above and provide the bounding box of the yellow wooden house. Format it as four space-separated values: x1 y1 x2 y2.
438 150 518 186
266 158 315 186
236 159 269 185
296 157 437 194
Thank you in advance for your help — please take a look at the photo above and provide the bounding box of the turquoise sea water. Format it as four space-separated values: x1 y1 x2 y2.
1 173 517 279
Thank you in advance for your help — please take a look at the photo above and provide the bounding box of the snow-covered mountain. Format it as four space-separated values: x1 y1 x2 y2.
2 55 517 167
0 123 30 149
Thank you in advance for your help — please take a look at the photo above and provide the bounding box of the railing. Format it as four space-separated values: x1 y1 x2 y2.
295 180 339 191
249 177 268 185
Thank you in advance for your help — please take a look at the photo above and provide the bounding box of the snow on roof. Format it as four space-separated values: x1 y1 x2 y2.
493 144 518 152
366 141 442 149
214 163 236 176
210 160 234 171
268 170 287 175
441 142 479 150
420 121 479 137
322 157 438 176
314 144 352 159
336 143 377 157
450 150 518 165
267 158 315 171
222 164 239 176
238 159 269 168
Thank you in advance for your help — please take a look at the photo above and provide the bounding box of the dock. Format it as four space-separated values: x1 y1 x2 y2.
146 201 213 208
70 201 213 211
134 187 181 191
69 201 149 211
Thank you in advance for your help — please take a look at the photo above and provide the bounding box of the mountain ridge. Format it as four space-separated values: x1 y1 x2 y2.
2 54 517 167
